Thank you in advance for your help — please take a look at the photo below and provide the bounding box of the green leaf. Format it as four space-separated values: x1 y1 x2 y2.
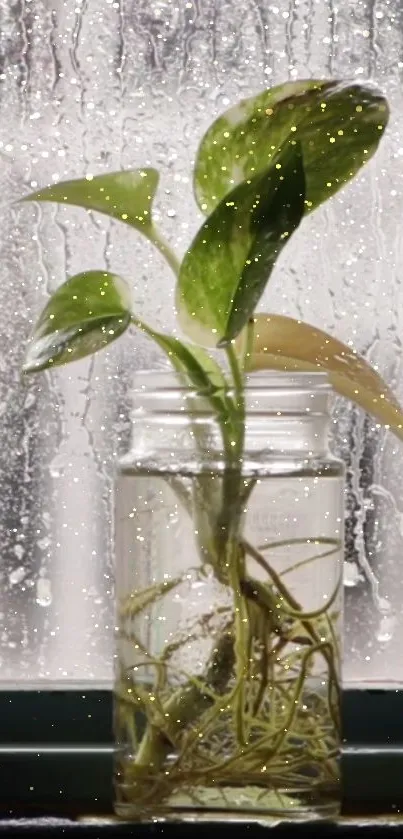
194 79 389 216
23 270 132 373
177 141 305 347
237 313 403 441
23 168 159 236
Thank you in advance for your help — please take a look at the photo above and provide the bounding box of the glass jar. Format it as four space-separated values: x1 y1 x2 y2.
113 371 344 821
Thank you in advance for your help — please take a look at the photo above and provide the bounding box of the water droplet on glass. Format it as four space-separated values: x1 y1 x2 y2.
343 561 363 588
9 566 26 586
37 537 51 552
49 454 68 479
36 578 52 607
24 393 36 411
376 611 397 644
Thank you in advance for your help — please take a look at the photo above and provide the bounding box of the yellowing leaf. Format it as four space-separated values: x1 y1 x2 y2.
237 314 403 440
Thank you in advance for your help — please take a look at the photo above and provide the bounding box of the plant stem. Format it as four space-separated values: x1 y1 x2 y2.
213 343 245 551
240 318 255 374
149 225 181 277
225 342 245 434
227 542 249 746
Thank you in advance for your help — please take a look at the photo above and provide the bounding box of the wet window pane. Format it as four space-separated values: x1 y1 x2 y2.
0 0 401 684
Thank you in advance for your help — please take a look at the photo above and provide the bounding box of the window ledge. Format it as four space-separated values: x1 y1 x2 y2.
1 818 403 837
0 690 401 820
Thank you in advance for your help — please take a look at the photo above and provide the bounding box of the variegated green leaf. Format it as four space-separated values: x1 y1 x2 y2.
194 79 388 216
178 142 305 346
23 270 132 373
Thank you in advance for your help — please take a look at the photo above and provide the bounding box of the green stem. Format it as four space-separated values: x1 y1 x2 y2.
214 343 245 550
228 543 249 746
226 341 244 392
225 342 245 441
240 318 255 374
149 225 181 277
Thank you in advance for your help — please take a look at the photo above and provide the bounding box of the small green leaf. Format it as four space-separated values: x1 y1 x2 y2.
177 142 305 347
24 168 159 235
194 79 389 216
237 313 403 441
134 317 236 425
23 270 132 373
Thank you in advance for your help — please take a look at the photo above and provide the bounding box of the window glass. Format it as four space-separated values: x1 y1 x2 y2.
0 0 400 684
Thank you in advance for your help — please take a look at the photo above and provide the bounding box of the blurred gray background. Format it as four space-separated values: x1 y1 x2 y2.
0 0 402 685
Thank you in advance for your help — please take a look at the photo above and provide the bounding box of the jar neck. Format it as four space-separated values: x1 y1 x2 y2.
128 371 333 461
242 413 329 457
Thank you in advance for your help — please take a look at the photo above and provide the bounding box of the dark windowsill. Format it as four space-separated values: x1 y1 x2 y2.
1 819 403 837
0 689 401 831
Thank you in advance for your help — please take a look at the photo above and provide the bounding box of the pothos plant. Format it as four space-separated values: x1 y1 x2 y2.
23 79 403 434
22 79 403 811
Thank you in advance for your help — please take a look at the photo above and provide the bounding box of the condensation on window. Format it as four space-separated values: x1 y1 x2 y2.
0 0 401 685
